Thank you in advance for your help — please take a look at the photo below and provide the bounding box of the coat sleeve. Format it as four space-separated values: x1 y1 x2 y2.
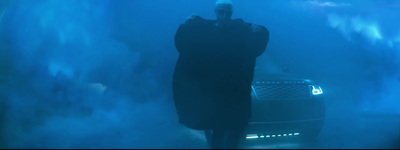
247 25 269 57
174 24 190 53
174 16 204 53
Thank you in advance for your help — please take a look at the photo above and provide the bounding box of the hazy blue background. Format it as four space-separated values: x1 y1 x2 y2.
1 0 399 148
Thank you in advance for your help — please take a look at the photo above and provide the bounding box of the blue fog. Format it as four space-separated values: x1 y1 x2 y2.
0 0 399 149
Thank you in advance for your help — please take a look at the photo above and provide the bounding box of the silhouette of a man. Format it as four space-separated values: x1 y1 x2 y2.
172 0 269 148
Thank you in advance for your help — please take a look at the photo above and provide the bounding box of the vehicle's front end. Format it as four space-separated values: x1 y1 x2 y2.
245 73 325 140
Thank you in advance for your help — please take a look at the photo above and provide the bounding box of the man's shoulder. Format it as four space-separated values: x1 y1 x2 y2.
183 15 214 26
233 18 245 23
230 18 253 30
177 16 215 34
233 19 269 33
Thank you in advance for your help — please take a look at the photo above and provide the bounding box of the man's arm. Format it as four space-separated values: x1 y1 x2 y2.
247 24 269 57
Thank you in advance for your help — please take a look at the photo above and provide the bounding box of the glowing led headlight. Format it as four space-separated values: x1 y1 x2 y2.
312 85 323 95
246 134 258 139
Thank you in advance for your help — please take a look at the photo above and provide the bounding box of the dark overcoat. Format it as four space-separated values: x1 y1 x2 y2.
172 16 269 130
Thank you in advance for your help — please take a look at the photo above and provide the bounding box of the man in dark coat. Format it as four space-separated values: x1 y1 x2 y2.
172 0 269 148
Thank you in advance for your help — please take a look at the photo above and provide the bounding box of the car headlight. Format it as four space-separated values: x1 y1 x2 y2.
311 85 323 95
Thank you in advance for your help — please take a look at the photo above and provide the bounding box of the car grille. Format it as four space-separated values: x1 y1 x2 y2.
252 83 311 100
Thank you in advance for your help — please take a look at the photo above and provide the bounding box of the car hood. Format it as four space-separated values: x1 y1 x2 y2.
253 72 314 84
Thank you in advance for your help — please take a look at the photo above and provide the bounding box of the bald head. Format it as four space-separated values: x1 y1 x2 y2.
215 0 233 26
216 0 233 6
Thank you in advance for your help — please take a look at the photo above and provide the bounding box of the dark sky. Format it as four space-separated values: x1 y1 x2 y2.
1 0 400 148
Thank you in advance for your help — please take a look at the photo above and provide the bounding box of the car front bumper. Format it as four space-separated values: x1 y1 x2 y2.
246 96 325 139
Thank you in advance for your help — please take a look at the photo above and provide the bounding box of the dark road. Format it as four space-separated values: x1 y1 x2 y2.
3 97 399 149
